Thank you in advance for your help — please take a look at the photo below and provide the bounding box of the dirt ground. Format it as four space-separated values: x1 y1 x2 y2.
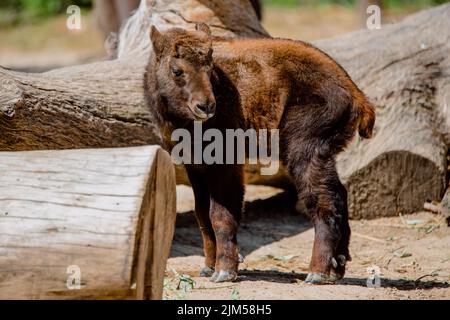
0 14 104 71
261 5 416 41
165 186 450 300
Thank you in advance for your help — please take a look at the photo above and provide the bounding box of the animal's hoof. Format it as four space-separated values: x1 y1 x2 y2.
199 266 215 277
305 273 336 285
331 257 338 269
329 271 342 281
337 254 347 266
210 270 237 283
210 271 219 282
330 254 347 280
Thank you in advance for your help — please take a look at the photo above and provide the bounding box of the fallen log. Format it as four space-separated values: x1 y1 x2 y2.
0 0 449 219
0 146 176 299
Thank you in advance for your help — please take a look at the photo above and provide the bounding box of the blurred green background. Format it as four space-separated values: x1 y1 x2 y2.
0 0 92 26
0 0 447 71
0 0 447 26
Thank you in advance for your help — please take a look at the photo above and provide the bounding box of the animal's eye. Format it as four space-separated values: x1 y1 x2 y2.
172 68 183 77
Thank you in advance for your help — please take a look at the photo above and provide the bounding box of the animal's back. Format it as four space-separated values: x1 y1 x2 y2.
212 38 375 138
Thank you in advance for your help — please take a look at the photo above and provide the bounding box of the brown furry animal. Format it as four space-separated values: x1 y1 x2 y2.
144 23 375 283
250 0 262 20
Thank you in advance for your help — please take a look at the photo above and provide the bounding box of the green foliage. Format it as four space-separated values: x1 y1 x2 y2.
0 0 447 27
21 0 64 16
383 0 448 9
0 0 93 17
230 288 240 300
0 0 93 27
2 0 447 14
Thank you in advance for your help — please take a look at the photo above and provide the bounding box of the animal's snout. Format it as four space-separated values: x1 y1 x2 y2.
196 101 216 115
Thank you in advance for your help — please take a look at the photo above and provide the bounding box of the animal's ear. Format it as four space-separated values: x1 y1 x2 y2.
195 22 211 37
150 26 165 59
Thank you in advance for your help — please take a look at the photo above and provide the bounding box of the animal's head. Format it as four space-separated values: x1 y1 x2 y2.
150 23 216 122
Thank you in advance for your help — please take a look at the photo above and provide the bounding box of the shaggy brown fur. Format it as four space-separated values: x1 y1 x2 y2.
144 24 375 283
250 0 262 20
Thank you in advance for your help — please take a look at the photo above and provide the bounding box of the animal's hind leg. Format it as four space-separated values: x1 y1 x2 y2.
306 166 351 284
186 167 216 277
284 148 350 284
280 86 355 284
332 180 352 280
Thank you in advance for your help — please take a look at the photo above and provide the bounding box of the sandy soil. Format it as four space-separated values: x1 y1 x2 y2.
0 14 104 71
165 186 450 300
261 5 418 41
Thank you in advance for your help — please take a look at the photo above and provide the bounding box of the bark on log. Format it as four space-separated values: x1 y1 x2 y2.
94 0 262 39
0 1 449 219
0 146 177 300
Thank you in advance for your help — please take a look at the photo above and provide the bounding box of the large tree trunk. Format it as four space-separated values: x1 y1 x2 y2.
94 0 262 39
1 1 449 219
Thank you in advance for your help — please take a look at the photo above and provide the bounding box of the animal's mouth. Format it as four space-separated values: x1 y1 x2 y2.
191 106 214 121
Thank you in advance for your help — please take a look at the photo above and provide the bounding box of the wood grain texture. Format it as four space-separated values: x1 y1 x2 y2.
0 146 176 299
134 148 176 300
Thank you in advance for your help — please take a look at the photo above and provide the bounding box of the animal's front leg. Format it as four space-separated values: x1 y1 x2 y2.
186 167 216 277
207 165 244 283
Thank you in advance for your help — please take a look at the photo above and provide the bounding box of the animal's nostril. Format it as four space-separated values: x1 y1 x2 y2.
196 102 215 114
196 104 208 113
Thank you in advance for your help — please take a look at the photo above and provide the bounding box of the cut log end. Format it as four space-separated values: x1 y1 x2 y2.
0 146 177 300
347 151 446 219
134 148 176 300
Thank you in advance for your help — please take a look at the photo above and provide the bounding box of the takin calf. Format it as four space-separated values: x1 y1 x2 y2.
144 23 375 284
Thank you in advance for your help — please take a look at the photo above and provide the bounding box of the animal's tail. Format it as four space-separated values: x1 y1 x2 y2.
353 90 375 139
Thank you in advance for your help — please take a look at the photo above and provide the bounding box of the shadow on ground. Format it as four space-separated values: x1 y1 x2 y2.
170 190 310 258
237 269 449 291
